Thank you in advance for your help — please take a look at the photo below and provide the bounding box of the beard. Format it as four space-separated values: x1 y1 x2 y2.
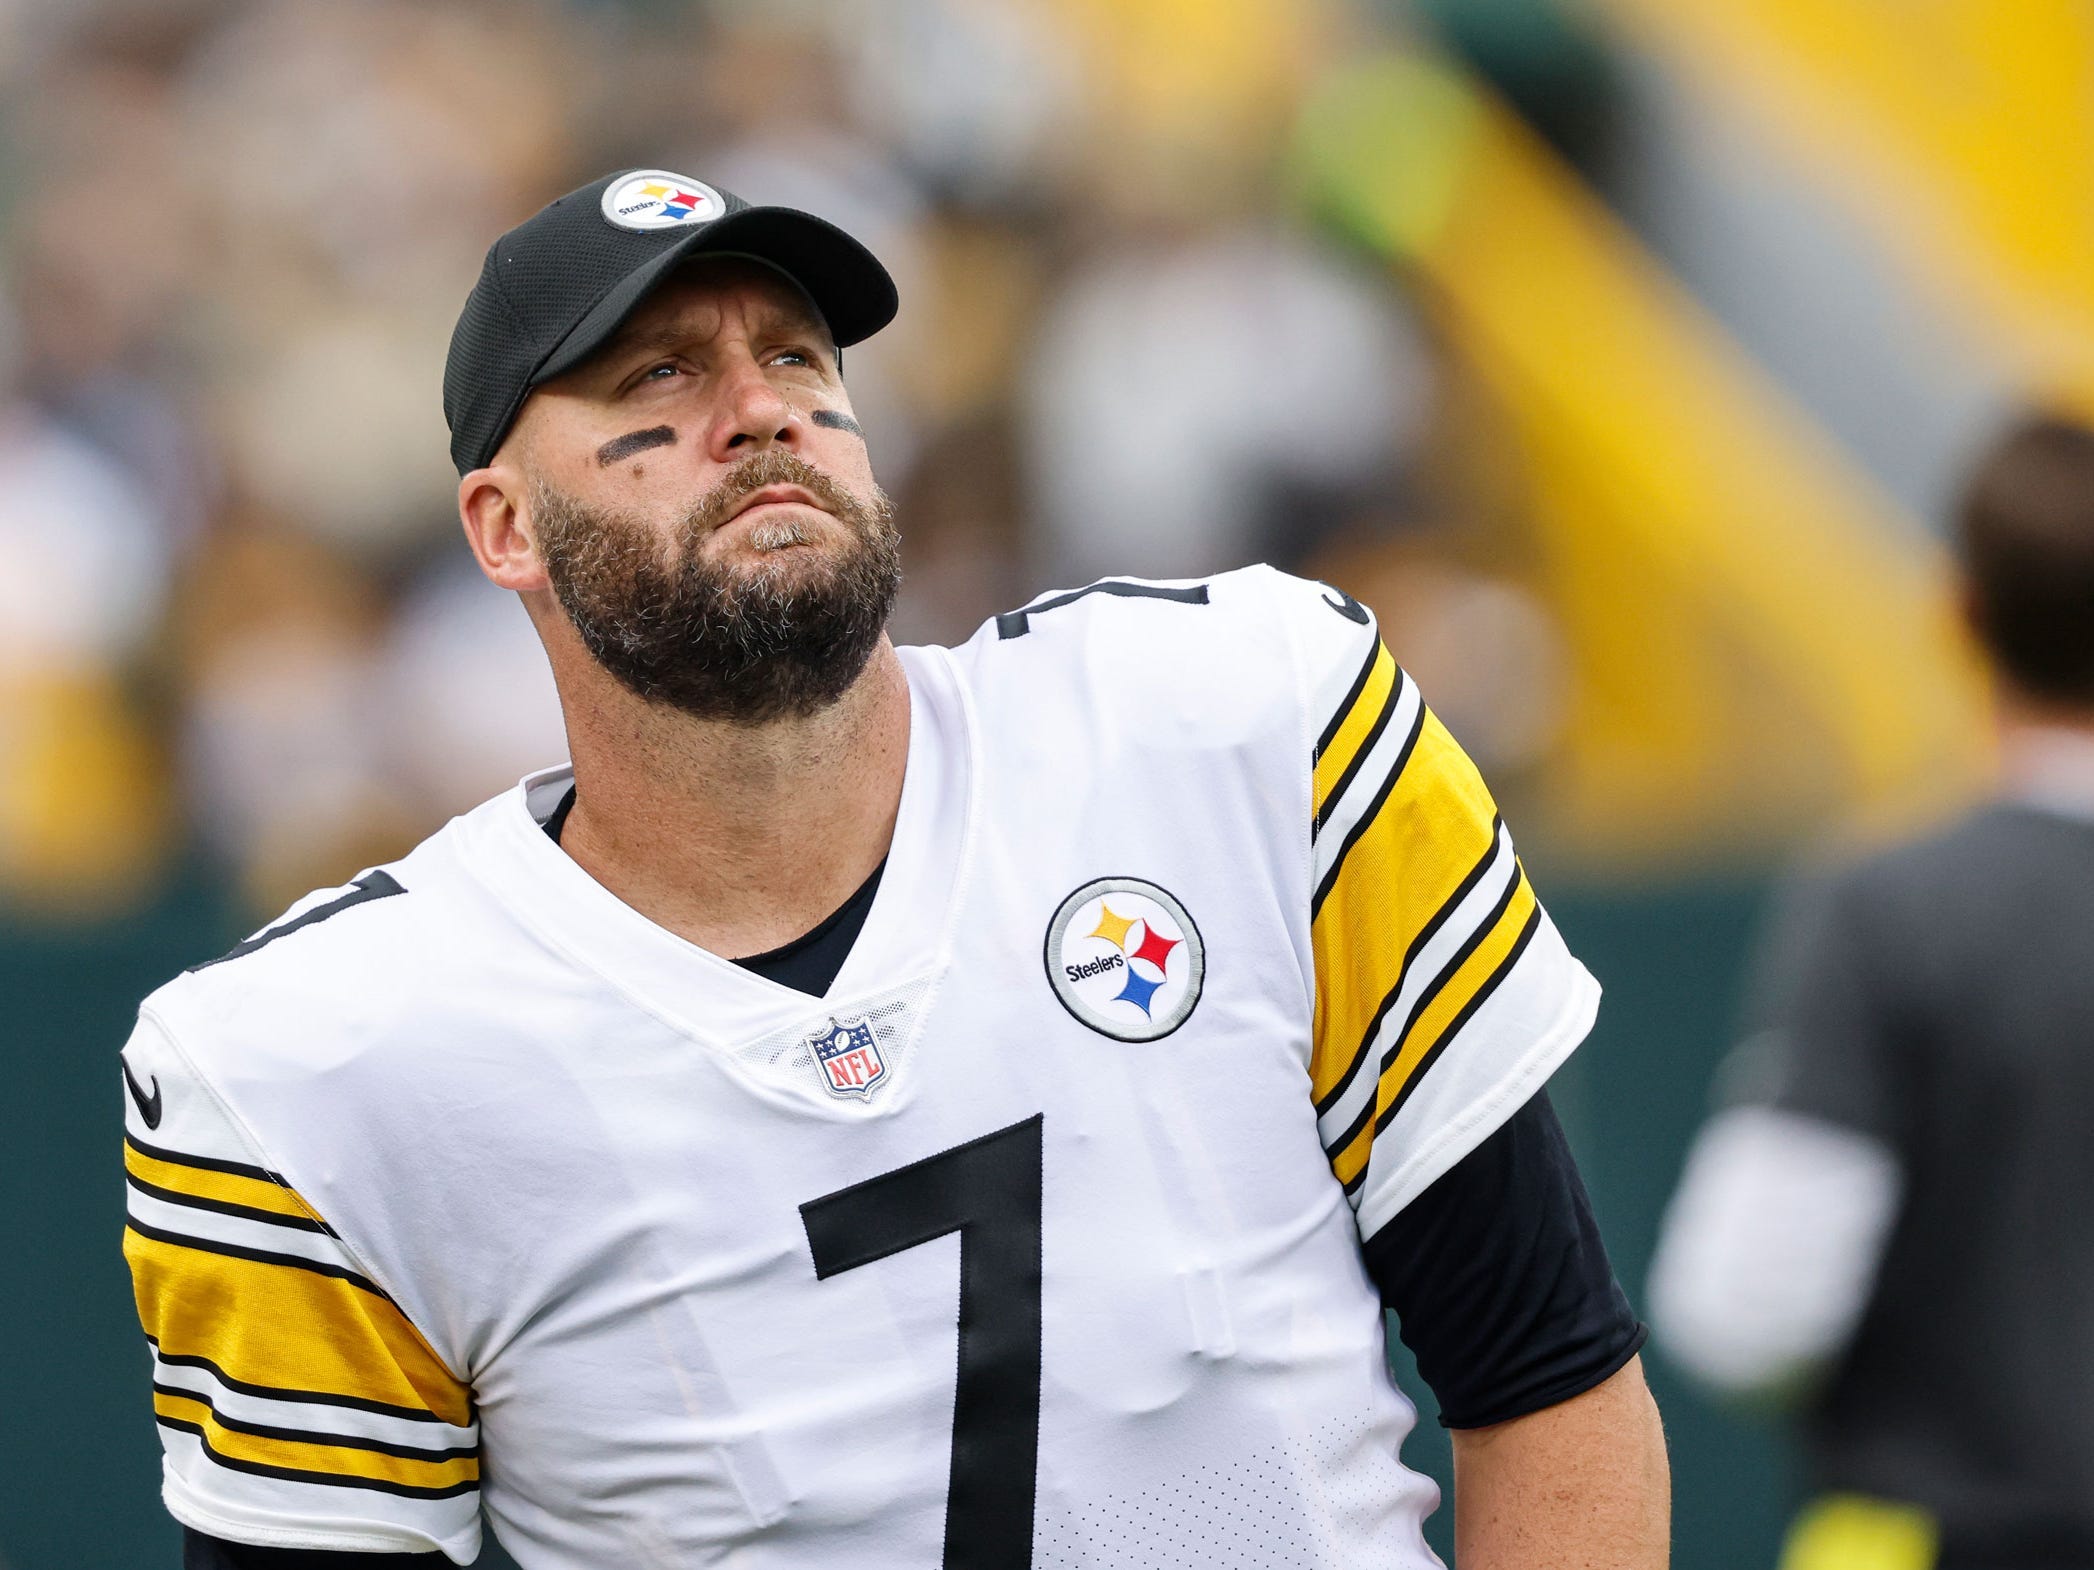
530 447 902 726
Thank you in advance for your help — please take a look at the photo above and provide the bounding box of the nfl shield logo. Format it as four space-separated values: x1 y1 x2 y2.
810 1016 886 1100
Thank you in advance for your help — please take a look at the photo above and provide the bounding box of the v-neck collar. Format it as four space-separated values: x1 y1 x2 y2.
459 645 976 1048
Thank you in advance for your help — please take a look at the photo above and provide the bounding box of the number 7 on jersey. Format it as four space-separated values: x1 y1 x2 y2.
800 1114 1045 1569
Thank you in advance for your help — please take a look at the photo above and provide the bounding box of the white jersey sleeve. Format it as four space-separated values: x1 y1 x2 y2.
121 1005 482 1561
1272 570 1601 1246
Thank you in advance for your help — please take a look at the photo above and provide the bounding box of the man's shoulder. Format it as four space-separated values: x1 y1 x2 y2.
939 565 1380 739
1806 800 2081 916
142 790 523 1065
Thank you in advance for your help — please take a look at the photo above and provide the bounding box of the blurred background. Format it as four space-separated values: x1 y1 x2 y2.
5 0 2086 1562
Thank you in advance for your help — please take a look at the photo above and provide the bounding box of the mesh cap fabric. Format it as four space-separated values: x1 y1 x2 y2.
443 169 898 475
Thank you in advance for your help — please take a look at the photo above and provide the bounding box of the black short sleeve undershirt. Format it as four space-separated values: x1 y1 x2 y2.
183 1533 440 1568
1362 1089 1647 1429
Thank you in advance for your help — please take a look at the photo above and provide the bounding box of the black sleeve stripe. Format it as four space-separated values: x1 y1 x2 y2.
155 1416 479 1501
1313 665 1406 841
145 1337 456 1424
189 871 407 973
1313 817 1507 1119
1375 901 1544 1138
125 1130 285 1186
125 1220 392 1302
1310 697 1429 921
152 1386 477 1462
125 1171 335 1236
1314 635 1383 761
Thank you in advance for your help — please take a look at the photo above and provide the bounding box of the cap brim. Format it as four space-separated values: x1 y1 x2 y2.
533 207 898 389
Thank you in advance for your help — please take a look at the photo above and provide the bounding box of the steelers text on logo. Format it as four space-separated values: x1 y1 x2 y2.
1044 877 1205 1042
600 170 726 232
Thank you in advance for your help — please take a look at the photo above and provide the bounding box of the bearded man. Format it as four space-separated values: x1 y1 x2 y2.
122 170 1668 1569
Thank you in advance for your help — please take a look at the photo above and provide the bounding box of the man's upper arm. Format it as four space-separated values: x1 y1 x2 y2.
1648 868 1909 1394
122 1012 482 1563
1281 572 1602 1243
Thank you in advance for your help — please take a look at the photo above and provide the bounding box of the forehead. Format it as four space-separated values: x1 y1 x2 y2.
601 256 831 356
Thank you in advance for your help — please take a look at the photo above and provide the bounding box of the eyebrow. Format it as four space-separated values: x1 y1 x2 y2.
598 311 836 374
596 426 677 466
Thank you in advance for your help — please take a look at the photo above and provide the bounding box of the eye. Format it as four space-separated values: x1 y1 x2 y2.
770 347 824 370
641 362 682 381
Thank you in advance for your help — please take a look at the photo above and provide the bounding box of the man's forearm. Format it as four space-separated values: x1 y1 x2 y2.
1450 1354 1670 1568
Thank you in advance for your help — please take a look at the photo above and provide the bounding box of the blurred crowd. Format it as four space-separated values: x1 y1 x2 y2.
2 0 1588 922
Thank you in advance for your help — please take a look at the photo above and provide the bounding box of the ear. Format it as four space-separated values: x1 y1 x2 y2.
458 465 550 593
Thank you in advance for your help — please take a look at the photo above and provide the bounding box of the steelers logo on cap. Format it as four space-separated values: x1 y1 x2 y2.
1044 877 1205 1042
601 170 726 232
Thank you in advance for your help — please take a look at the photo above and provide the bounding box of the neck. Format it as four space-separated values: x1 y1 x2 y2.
552 640 912 959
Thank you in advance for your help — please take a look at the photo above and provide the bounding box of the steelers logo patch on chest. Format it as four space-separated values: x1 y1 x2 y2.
1044 877 1205 1041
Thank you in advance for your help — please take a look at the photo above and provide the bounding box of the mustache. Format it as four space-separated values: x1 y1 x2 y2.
681 449 866 539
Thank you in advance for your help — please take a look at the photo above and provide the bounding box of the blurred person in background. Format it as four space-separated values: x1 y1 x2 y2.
1650 413 2094 1570
119 167 1665 1568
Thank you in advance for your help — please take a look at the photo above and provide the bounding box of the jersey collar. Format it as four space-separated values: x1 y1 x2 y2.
458 645 976 1048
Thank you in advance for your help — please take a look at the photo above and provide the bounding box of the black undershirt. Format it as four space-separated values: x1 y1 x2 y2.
544 783 883 995
1366 1088 1647 1428
181 796 1639 1566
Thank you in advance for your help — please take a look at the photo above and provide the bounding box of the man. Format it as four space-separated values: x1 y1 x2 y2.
123 169 1667 1568
1651 415 2094 1570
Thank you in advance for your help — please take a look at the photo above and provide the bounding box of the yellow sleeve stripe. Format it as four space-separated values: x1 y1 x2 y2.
1331 878 1542 1193
127 1227 472 1427
153 1390 479 1499
1313 642 1398 824
125 1137 327 1229
1326 1114 1375 1194
1309 707 1503 1104
1311 812 1506 1111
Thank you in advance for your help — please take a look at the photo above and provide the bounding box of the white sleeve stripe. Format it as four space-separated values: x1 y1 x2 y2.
1313 661 1411 842
1312 675 1425 902
150 1355 476 1447
1314 823 1519 1154
1372 898 1542 1143
1313 630 1384 759
146 1336 462 1426
152 1381 479 1462
125 1191 379 1284
125 1215 390 1300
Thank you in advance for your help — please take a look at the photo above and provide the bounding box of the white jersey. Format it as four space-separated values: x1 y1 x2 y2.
122 566 1599 1567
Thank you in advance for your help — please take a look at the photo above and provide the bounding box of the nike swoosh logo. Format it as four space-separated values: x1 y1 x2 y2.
1321 586 1370 625
122 1058 163 1129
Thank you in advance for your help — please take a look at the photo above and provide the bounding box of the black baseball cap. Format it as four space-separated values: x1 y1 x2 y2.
443 169 898 474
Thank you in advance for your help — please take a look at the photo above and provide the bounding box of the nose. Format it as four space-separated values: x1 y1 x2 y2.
704 351 807 463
